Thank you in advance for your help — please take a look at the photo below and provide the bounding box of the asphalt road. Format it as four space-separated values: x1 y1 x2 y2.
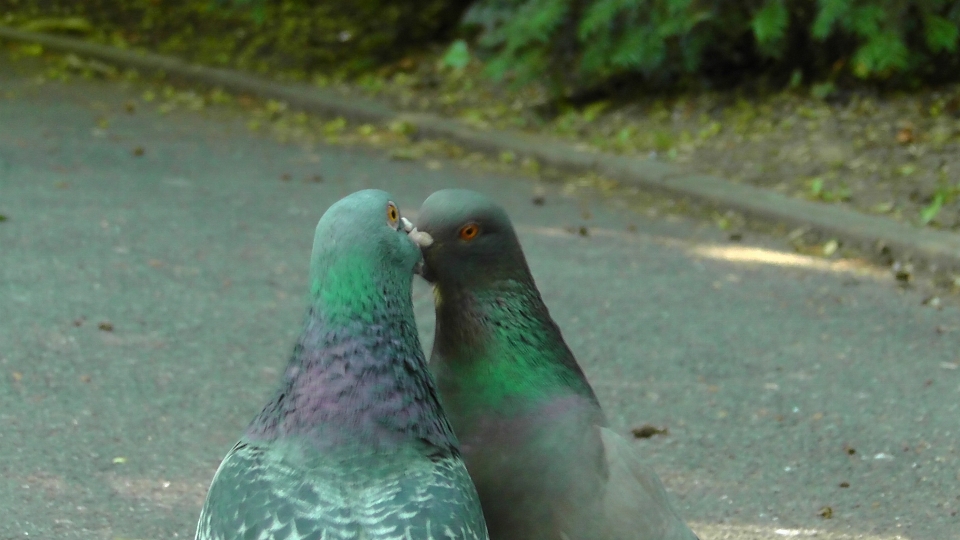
1 52 958 540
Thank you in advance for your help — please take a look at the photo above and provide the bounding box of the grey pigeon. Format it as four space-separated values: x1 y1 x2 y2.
413 189 699 540
196 189 489 540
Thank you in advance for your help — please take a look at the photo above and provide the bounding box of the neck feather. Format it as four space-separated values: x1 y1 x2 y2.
247 263 458 456
433 277 599 410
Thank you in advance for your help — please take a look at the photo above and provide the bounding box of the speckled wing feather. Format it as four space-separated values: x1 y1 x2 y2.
197 440 487 540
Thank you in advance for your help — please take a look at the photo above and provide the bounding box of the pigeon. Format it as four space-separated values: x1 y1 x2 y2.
412 189 699 540
196 189 489 540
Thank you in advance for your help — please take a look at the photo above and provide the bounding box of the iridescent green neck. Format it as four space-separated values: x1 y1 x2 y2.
433 279 598 413
310 252 395 324
246 251 458 455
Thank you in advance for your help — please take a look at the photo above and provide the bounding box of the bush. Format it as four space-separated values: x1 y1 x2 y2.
2 0 470 74
467 0 960 94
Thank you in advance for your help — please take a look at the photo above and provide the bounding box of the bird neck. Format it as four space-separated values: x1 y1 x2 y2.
246 263 458 457
432 278 599 414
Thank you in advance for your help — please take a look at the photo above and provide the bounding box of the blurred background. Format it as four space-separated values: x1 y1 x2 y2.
2 0 960 233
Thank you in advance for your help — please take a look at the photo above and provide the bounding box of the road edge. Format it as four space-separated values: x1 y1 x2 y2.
3 25 960 274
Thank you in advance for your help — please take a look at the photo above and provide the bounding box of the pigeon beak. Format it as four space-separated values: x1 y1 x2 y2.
408 229 434 248
403 218 434 278
408 228 436 281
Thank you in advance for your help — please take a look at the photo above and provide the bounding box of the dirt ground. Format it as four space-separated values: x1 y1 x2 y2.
349 54 960 233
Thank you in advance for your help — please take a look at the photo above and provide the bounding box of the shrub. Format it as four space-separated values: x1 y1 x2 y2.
467 0 960 94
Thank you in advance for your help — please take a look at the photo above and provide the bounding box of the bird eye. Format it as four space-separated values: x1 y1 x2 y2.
386 202 400 227
458 223 480 241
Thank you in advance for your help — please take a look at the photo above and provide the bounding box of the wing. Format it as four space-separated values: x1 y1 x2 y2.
195 442 488 540
361 455 489 540
196 442 355 540
596 427 700 540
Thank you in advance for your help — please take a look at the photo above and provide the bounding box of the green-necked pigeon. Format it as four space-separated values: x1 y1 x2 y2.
413 189 698 540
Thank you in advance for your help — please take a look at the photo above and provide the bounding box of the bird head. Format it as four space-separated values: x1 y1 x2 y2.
411 189 531 289
310 189 424 292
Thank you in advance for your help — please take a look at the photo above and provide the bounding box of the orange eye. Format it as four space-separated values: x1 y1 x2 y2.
386 202 399 226
458 223 480 241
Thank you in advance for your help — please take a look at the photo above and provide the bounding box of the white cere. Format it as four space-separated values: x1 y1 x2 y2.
408 229 434 248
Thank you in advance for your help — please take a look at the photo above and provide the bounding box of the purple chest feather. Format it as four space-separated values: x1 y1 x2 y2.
245 311 457 456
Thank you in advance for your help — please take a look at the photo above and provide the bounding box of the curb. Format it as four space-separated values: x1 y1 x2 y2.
3 25 960 274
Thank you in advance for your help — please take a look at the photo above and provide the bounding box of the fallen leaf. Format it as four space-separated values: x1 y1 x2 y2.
388 120 416 136
896 128 914 144
631 424 669 439
389 148 422 160
822 239 839 256
871 201 895 213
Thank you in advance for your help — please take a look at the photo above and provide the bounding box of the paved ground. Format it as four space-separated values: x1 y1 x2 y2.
1 52 958 540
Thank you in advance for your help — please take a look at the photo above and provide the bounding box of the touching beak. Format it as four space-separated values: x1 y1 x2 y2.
402 217 435 278
403 218 434 249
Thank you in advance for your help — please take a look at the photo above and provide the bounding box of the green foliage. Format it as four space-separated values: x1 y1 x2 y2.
467 0 960 94
920 170 960 225
482 0 570 86
4 0 469 75
578 0 711 75
807 177 851 203
214 0 268 25
751 0 788 56
924 13 960 52
442 39 472 70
